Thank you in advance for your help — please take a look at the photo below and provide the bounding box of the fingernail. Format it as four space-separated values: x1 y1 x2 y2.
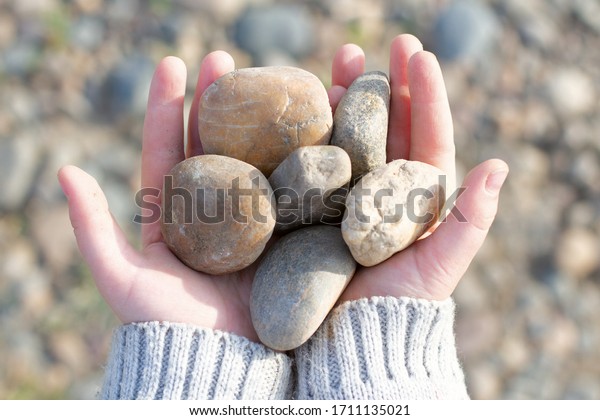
485 168 508 194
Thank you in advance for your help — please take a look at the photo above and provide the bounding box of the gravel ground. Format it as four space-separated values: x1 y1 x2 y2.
0 0 599 399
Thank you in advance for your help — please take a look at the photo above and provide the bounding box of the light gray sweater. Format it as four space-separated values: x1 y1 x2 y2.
100 296 468 399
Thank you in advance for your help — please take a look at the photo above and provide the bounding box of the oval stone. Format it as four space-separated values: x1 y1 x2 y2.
198 66 333 176
268 145 351 232
342 159 446 267
250 225 356 351
331 71 390 182
161 155 276 275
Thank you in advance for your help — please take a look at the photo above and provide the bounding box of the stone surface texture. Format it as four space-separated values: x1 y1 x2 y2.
331 71 390 181
342 159 446 266
250 226 356 351
268 145 351 231
198 66 333 176
161 155 275 275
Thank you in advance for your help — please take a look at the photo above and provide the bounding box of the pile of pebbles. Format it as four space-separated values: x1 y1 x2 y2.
162 66 445 350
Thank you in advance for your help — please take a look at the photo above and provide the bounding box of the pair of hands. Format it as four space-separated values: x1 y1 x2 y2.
58 34 508 343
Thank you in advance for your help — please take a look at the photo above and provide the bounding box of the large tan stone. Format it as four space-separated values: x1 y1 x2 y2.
198 66 333 176
161 155 276 275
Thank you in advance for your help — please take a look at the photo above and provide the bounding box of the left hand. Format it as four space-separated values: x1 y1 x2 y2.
327 35 509 302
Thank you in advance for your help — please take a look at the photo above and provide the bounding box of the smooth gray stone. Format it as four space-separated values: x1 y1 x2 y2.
331 71 390 182
250 225 356 351
268 145 351 232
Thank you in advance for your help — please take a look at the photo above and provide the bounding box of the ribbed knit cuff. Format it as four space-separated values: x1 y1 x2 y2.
100 322 293 400
294 296 468 400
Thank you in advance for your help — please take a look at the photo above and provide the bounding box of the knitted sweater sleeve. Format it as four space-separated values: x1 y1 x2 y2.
294 296 469 399
99 322 293 399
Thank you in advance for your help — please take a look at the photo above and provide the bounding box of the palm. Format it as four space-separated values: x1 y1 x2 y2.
125 242 258 340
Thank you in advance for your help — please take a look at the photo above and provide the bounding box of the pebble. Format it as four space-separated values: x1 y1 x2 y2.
0 12 17 49
0 133 41 211
331 71 390 182
268 145 351 232
573 0 600 34
234 5 315 65
198 66 333 176
29 203 76 274
48 331 91 375
465 361 502 400
342 159 446 267
432 0 500 62
554 227 600 279
160 155 276 275
546 68 596 117
70 16 105 50
250 226 356 351
1 40 39 76
498 334 532 374
94 54 155 120
571 151 600 194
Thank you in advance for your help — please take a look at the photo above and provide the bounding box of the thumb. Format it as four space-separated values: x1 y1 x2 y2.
414 159 509 299
58 165 138 305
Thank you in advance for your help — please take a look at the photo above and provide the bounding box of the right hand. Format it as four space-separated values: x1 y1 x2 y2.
59 52 263 342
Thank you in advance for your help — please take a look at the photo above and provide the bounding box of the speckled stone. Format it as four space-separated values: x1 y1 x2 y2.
161 155 276 275
198 66 333 176
268 145 351 231
331 71 390 181
342 159 446 266
250 225 356 351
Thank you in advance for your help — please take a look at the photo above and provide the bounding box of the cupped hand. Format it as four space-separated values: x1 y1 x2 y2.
328 35 508 302
59 53 262 341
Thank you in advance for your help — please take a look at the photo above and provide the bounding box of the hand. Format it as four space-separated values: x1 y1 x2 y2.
59 53 262 341
60 35 507 346
329 35 508 302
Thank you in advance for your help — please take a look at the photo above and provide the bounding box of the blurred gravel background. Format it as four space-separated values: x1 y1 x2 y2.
1 0 599 399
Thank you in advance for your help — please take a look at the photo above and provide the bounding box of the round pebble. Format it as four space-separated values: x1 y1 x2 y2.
161 155 276 275
198 66 333 176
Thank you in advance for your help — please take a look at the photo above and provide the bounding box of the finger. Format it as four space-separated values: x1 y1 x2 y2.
413 159 509 300
187 51 235 158
141 56 187 247
387 34 423 161
58 165 139 306
327 85 346 114
408 51 456 189
331 43 365 88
